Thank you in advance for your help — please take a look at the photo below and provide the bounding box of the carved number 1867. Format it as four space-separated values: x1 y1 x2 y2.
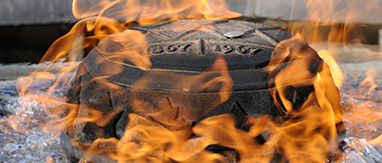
151 44 191 54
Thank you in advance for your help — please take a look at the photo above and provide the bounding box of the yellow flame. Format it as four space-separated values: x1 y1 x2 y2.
317 49 344 88
3 0 381 162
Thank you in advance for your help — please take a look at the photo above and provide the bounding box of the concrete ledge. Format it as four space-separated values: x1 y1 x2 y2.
0 0 76 26
0 62 79 81
1 0 382 26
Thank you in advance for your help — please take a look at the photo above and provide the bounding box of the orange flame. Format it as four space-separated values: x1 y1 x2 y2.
265 34 344 162
342 69 381 148
317 50 344 88
2 0 381 162
130 57 233 122
359 69 378 95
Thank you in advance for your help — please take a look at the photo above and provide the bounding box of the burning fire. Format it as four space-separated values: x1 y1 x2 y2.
1 0 381 162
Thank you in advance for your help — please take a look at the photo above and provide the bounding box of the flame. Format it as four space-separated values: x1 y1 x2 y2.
129 57 232 121
1 0 381 162
299 0 382 157
359 69 378 95
342 69 381 147
72 0 240 22
4 0 239 131
265 35 344 162
317 50 344 88
285 0 382 161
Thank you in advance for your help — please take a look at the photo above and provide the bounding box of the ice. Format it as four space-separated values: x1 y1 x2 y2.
339 138 382 163
0 74 72 163
0 129 66 163
3 143 21 154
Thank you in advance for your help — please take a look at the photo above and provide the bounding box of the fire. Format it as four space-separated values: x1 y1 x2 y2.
359 70 378 95
265 35 343 162
1 0 381 162
130 57 233 122
317 50 344 88
342 69 381 146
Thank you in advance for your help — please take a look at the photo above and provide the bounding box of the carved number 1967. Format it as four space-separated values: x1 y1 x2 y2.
214 45 262 55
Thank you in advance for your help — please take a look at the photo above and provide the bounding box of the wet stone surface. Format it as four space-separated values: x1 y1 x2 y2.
0 81 18 117
0 77 71 163
0 130 66 163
